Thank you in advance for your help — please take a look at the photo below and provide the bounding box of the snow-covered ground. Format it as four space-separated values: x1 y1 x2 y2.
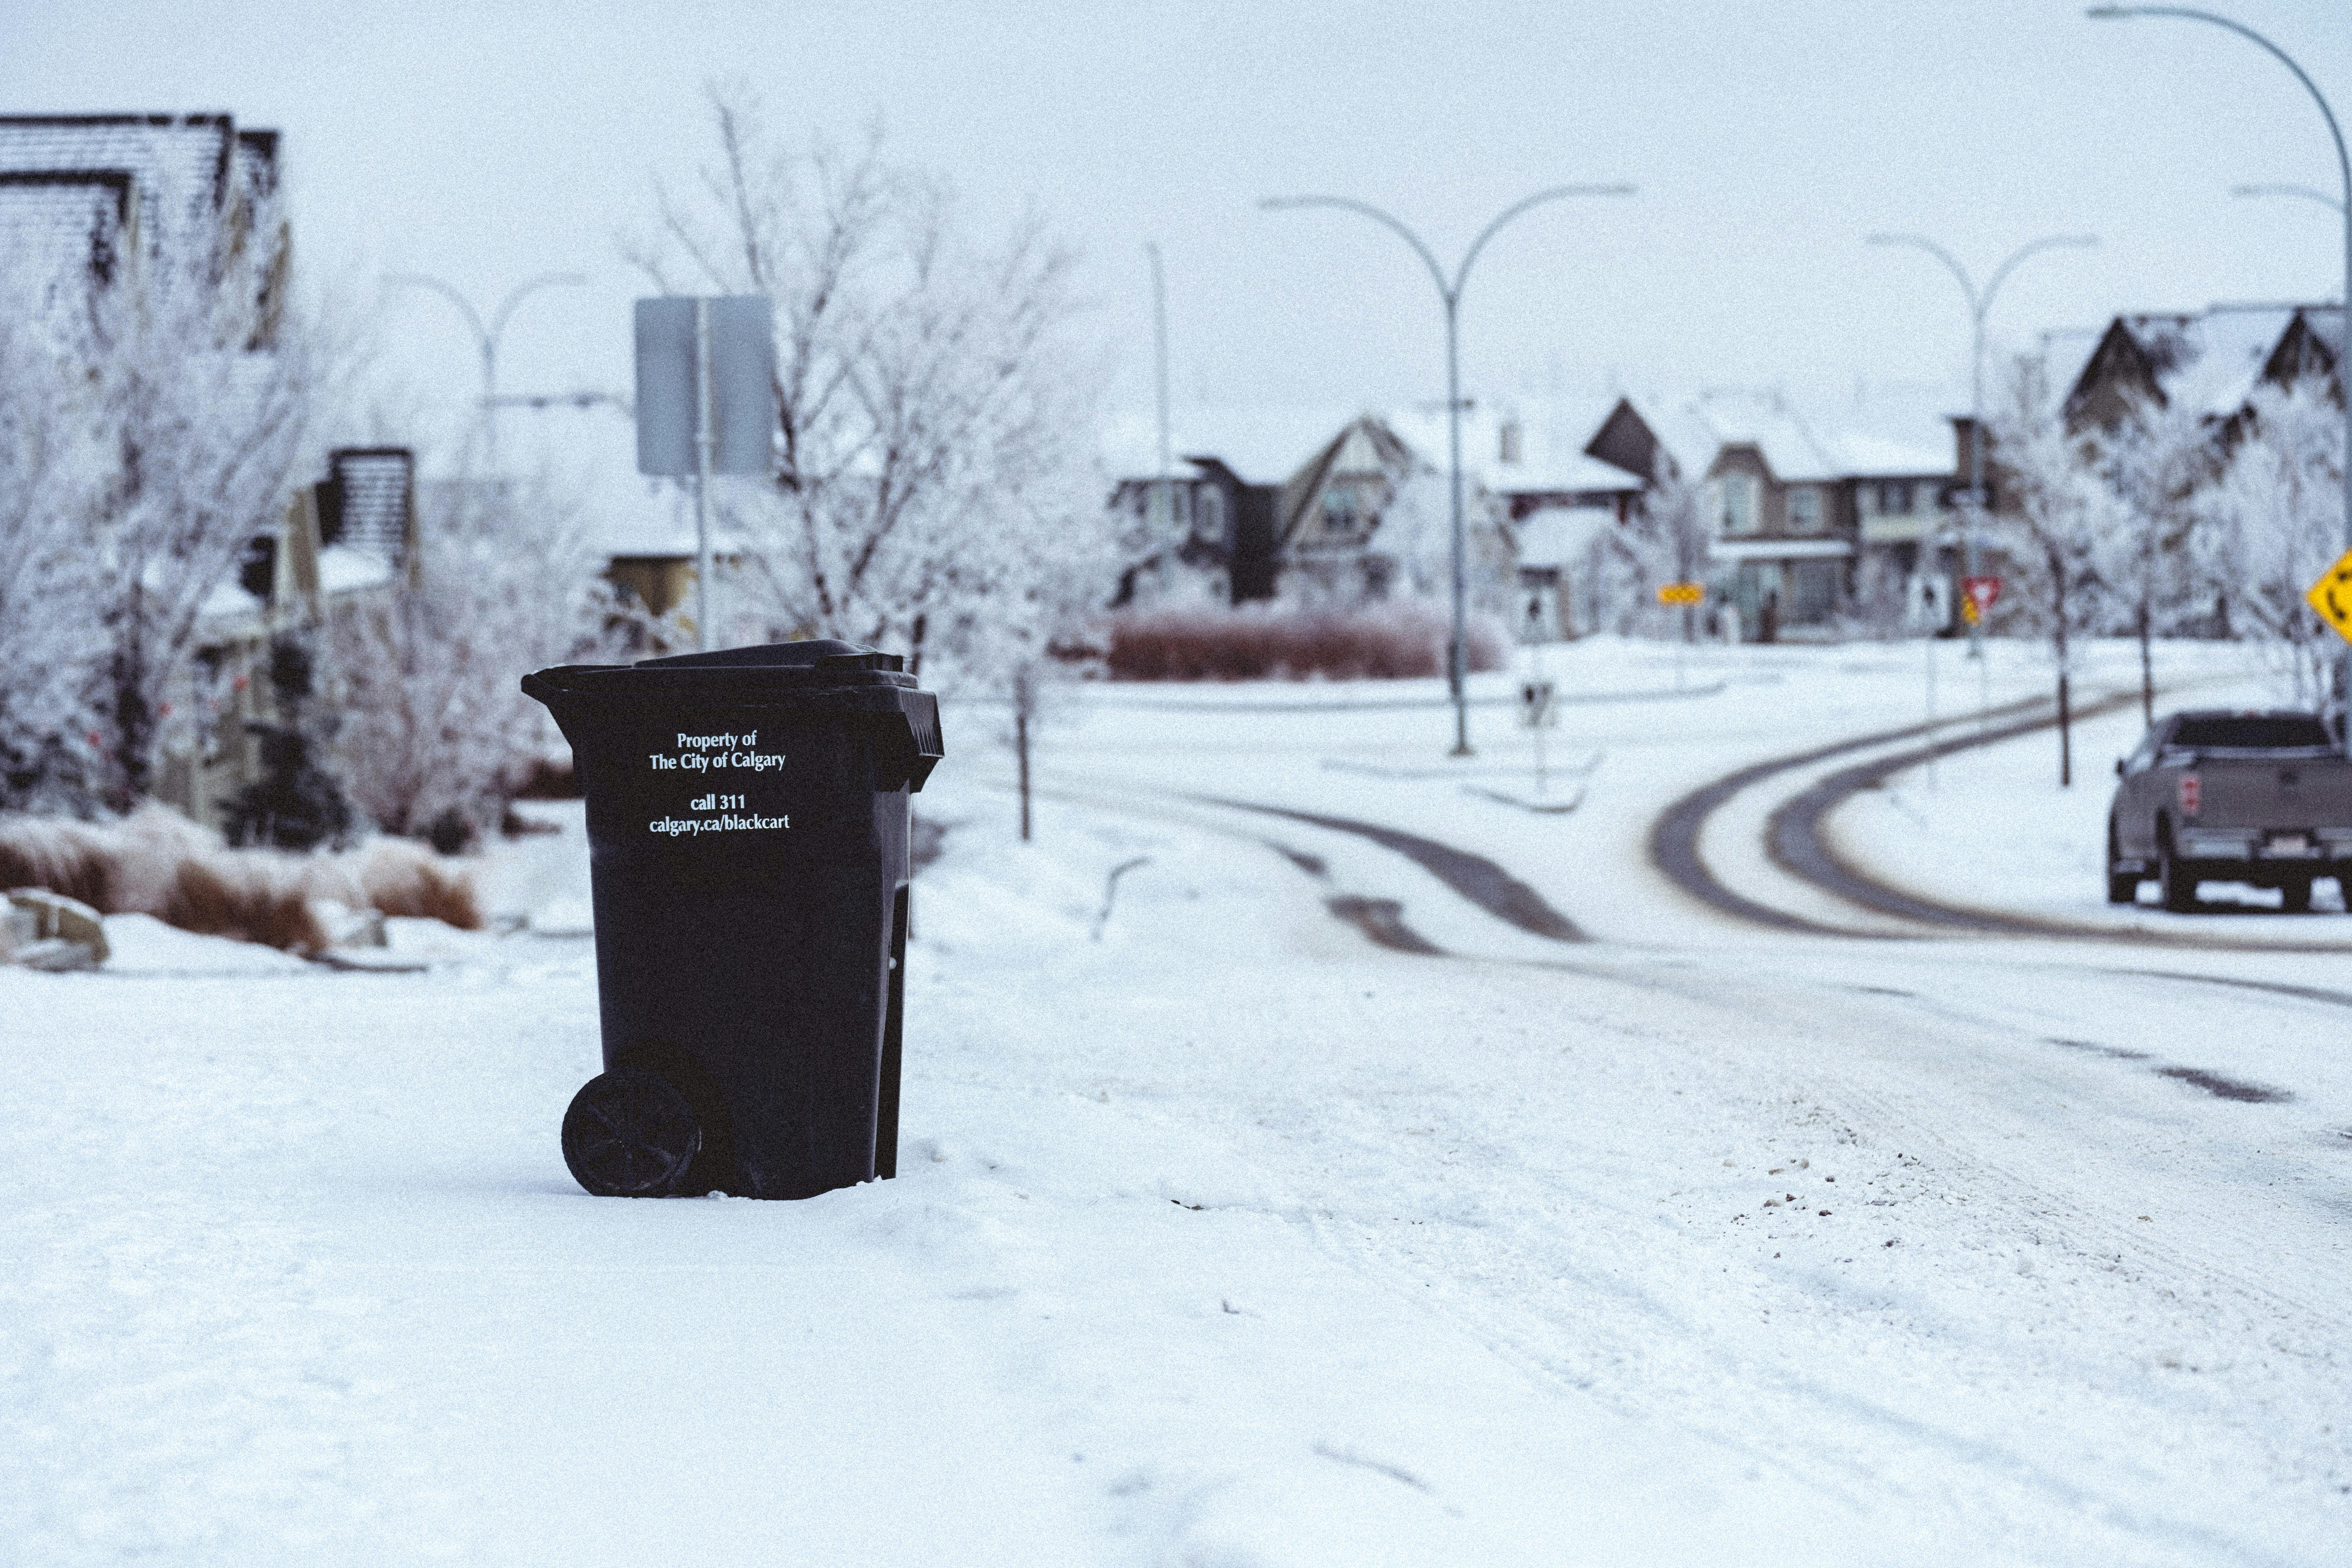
5 638 2349 1565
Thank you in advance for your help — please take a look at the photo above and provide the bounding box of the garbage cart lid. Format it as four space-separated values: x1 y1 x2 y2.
520 640 942 790
523 639 918 698
635 639 901 674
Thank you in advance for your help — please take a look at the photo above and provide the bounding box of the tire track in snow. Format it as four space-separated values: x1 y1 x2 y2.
1650 684 2352 955
1646 695 2056 938
1007 780 1456 956
1185 795 1587 943
1770 698 2352 954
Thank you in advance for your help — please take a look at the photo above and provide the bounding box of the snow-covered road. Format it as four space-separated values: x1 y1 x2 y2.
5 639 2347 1564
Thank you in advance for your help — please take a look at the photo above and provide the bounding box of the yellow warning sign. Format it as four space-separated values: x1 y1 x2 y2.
2309 550 2352 645
1657 581 1704 606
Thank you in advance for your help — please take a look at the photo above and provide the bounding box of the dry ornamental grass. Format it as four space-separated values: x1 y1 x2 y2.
0 804 479 955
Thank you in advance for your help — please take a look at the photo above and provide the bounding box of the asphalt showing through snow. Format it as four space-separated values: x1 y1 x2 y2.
1185 793 1588 942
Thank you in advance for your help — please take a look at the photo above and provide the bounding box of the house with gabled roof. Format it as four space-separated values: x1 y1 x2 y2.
1609 388 1963 641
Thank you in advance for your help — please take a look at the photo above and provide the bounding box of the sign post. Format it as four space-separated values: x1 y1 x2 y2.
1906 573 1952 789
1960 575 2001 733
1519 677 1558 794
1657 581 1703 692
635 296 777 650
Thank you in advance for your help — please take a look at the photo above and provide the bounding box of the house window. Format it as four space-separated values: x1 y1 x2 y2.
1322 486 1360 535
1194 486 1224 543
1877 480 1912 515
1787 486 1823 534
1719 474 1757 535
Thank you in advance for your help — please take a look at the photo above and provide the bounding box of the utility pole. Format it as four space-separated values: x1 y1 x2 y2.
1147 242 1173 543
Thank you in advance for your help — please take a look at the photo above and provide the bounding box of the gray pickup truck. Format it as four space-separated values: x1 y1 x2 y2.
2107 710 2352 912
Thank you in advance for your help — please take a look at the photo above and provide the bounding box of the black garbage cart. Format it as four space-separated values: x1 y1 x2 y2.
521 640 942 1200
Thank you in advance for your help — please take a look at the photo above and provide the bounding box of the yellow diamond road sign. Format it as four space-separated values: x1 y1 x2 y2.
2309 549 2352 646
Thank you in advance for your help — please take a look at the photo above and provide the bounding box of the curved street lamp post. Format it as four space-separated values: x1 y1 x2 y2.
385 271 589 471
1261 185 1633 755
2091 4 2352 748
1866 231 2098 677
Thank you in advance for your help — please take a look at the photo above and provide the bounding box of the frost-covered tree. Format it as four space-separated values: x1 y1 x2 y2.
625 87 1107 691
0 309 109 810
1627 455 1710 638
2191 379 2346 714
1363 464 1517 619
326 472 618 846
2096 393 2216 724
0 165 327 812
1989 355 2123 785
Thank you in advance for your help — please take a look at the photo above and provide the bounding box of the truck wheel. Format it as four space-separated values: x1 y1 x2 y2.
2159 852 2199 913
2105 823 2138 904
563 1068 702 1198
2281 878 2312 915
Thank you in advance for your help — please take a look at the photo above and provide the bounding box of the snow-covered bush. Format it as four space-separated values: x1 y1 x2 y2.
626 87 1110 693
325 473 617 847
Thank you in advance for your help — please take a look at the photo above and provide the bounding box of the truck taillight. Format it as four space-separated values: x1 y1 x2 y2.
2179 773 2201 816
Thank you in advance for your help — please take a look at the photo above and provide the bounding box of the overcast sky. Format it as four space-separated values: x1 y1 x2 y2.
7 0 2348 475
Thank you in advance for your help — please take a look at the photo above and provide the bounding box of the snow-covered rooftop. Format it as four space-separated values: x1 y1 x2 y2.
1386 397 1646 497
1102 396 1647 498
2108 302 2345 419
1099 404 1367 488
1684 390 1841 482
0 115 276 299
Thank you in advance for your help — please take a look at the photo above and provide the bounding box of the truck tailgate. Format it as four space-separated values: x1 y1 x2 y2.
2190 757 2352 827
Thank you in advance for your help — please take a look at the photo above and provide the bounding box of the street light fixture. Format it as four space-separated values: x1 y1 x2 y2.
384 271 589 471
1261 184 1634 756
1865 231 2098 664
2091 4 2352 748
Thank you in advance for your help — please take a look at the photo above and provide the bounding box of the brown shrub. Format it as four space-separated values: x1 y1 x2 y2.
352 839 483 930
1106 602 1506 682
163 859 330 954
0 818 116 910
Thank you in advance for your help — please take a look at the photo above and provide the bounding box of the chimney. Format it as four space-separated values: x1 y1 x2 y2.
1499 419 1522 465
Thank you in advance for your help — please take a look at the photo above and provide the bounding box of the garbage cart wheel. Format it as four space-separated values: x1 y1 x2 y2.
563 1069 702 1198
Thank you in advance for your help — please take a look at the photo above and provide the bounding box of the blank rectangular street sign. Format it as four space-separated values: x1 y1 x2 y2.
634 295 777 477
